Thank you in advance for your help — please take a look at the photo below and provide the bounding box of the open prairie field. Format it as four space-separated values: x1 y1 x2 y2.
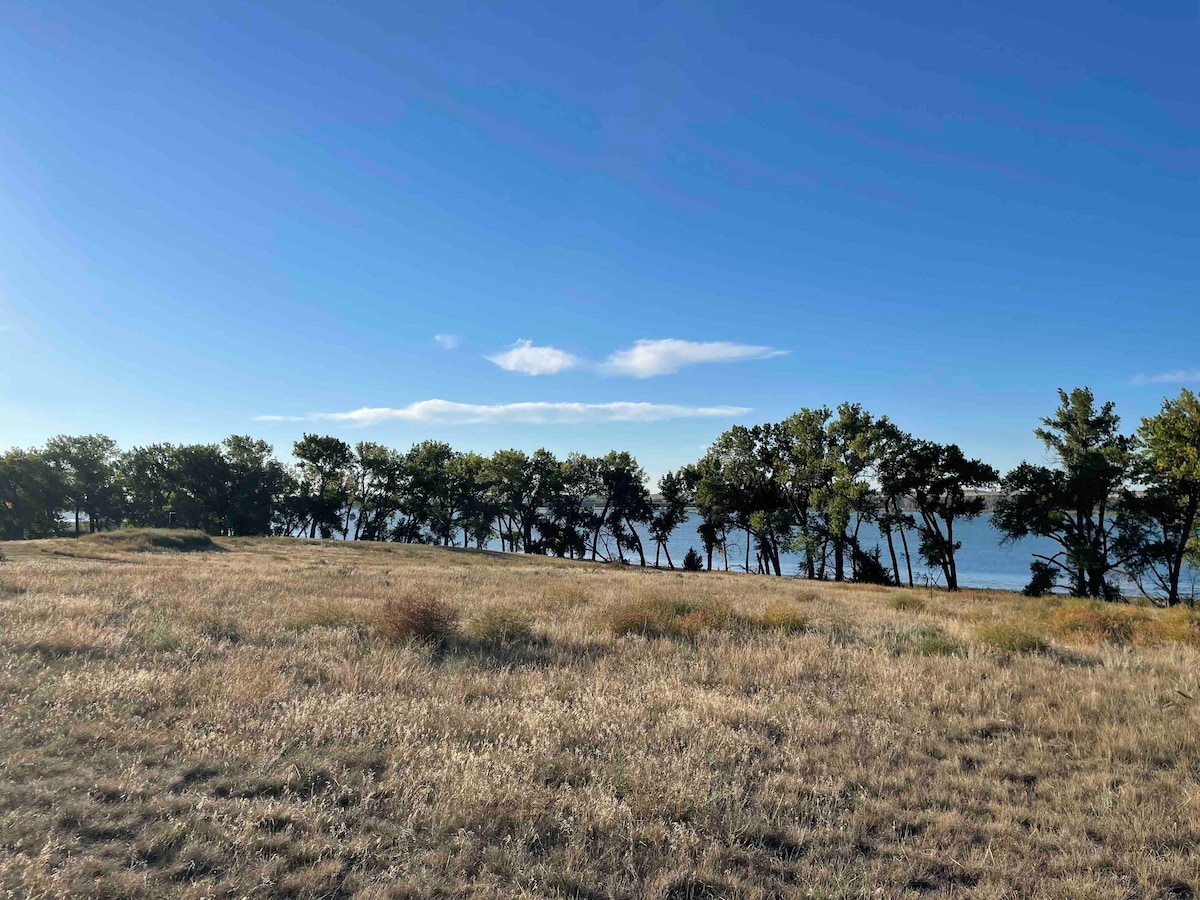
1 532 1198 899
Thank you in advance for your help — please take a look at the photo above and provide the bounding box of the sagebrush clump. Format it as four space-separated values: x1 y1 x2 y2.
374 590 459 643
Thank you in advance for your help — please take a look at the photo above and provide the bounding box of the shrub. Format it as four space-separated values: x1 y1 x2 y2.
912 627 960 657
470 605 534 643
544 583 588 606
140 621 183 653
601 595 731 638
888 594 926 613
746 601 809 634
375 591 459 644
875 624 959 656
1136 605 1200 647
198 617 243 644
1023 561 1058 597
602 596 679 638
976 624 1047 654
681 548 704 572
1048 602 1147 644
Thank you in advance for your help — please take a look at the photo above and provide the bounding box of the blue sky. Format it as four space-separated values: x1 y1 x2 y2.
2 0 1197 479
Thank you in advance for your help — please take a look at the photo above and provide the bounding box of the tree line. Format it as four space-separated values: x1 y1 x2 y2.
2 387 1197 604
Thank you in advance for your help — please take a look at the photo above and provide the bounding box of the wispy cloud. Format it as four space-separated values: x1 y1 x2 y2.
257 400 749 427
433 333 460 350
600 339 787 378
486 339 578 376
1132 369 1200 385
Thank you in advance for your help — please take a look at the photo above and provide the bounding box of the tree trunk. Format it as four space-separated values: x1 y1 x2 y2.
834 538 844 582
626 516 647 566
883 515 900 587
663 543 675 570
1168 493 1200 606
590 499 610 561
945 517 958 591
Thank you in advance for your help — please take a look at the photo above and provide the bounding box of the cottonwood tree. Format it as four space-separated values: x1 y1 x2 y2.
1120 389 1200 605
592 451 652 565
895 440 998 591
873 422 918 587
993 388 1133 598
292 434 353 539
487 448 561 553
542 454 599 559
650 469 691 569
223 436 288 537
44 434 121 535
779 407 834 579
447 451 498 549
0 449 65 539
817 404 879 582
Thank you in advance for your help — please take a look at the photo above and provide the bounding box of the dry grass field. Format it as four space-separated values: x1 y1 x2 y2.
2 531 1199 899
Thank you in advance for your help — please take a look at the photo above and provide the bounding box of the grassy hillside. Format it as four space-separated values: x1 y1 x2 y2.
1 533 1198 898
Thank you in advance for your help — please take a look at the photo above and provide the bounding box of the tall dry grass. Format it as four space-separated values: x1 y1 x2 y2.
0 533 1198 898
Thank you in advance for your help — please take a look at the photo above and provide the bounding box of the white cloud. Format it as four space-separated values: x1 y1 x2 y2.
259 400 750 427
433 333 460 350
486 339 578 375
600 339 787 378
1132 369 1200 385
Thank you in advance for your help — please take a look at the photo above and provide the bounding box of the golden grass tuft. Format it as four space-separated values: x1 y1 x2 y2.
373 589 459 643
888 592 926 613
1136 604 1200 647
745 600 810 634
1047 601 1150 645
469 605 534 643
976 622 1048 654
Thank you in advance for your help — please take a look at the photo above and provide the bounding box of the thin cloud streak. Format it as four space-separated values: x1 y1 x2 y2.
601 339 788 378
1132 369 1200 385
433 333 460 350
486 339 578 375
258 400 750 427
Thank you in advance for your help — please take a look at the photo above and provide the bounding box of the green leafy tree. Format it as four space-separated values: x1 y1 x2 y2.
994 388 1133 598
591 451 652 565
0 449 66 539
873 421 918 587
778 407 834 579
650 469 692 569
292 434 353 539
1121 389 1200 605
541 454 599 559
817 404 878 582
447 451 498 549
44 434 121 534
895 441 998 591
223 436 288 537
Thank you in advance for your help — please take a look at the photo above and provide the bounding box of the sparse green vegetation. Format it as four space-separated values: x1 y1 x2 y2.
976 623 1048 654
